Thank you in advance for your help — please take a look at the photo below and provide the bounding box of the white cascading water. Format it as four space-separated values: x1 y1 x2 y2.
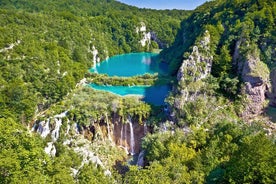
51 118 62 142
74 123 79 134
129 119 135 155
107 121 112 142
65 121 70 135
39 119 51 138
124 121 129 154
144 123 147 135
120 124 124 146
44 142 56 157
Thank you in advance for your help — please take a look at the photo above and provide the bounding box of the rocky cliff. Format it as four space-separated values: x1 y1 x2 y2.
166 0 276 123
269 68 276 107
32 111 148 167
233 40 271 119
174 30 213 110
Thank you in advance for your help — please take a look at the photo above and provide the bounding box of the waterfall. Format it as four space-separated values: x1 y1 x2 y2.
45 142 56 157
51 118 62 142
66 121 70 135
39 119 51 138
129 120 135 155
106 114 112 142
124 121 128 153
137 150 145 167
107 121 112 142
74 123 80 134
144 123 148 135
120 123 124 146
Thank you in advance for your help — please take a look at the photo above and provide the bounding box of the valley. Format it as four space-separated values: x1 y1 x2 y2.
0 0 275 183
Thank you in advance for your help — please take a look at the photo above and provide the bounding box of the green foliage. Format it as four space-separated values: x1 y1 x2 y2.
50 87 152 126
0 118 75 183
86 72 174 86
219 76 240 98
125 121 275 184
77 163 112 184
0 0 275 183
161 0 275 87
0 0 189 123
224 133 276 183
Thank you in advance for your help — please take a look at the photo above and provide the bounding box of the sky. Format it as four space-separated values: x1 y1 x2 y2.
117 0 208 10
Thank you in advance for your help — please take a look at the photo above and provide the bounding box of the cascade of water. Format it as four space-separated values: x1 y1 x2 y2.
51 118 62 142
74 123 79 134
144 123 148 135
137 150 145 167
106 114 112 142
40 119 51 138
129 119 135 155
120 123 124 146
44 142 56 157
54 111 67 118
124 121 128 153
66 120 70 135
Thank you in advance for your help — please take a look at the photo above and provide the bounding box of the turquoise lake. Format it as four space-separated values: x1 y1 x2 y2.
89 84 171 105
90 52 168 76
89 52 171 105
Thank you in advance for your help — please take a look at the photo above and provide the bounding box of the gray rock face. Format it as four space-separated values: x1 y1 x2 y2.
174 31 212 109
234 41 270 118
269 69 276 107
177 31 212 83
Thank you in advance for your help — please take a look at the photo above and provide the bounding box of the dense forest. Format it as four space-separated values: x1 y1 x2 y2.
0 0 276 183
0 0 189 123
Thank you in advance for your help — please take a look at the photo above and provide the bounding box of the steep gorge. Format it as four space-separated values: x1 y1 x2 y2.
162 0 276 126
0 0 276 183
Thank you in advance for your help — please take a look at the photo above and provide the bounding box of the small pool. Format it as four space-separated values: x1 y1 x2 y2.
89 84 171 105
89 52 171 105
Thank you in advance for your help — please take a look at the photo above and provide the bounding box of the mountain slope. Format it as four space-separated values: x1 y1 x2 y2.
0 0 275 183
162 0 275 121
0 0 189 122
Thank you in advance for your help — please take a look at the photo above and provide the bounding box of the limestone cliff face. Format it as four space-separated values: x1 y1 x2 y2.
174 30 213 110
234 40 270 118
32 112 147 155
269 68 276 107
136 22 151 48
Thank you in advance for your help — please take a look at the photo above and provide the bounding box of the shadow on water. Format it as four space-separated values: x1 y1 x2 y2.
89 52 173 106
142 54 172 106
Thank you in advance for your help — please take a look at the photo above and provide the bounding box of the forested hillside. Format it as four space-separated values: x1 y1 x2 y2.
0 0 275 183
0 0 189 123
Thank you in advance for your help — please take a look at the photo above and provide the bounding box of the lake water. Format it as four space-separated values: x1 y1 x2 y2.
90 52 168 77
89 52 170 105
89 84 171 106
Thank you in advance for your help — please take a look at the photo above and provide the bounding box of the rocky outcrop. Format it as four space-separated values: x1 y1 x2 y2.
113 118 147 154
234 41 270 118
0 40 21 53
88 45 100 68
32 111 148 176
150 31 167 49
174 30 213 109
269 68 276 107
136 22 151 48
32 112 147 155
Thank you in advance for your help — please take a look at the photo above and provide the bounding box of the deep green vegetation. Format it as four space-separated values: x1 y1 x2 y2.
86 73 175 86
0 0 275 183
0 0 189 123
161 0 275 76
125 122 276 184
52 87 152 125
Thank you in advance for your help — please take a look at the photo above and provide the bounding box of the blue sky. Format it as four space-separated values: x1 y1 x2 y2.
117 0 208 10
